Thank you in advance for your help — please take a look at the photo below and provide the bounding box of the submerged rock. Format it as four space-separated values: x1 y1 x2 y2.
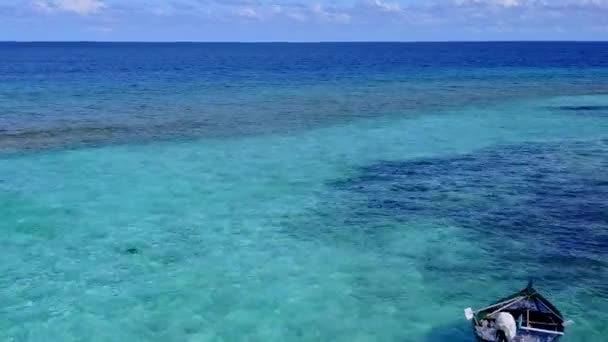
125 247 140 255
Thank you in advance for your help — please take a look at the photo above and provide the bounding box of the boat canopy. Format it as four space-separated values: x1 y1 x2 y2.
477 282 564 323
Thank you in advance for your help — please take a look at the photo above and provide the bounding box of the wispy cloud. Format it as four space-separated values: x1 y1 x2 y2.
312 3 351 23
370 0 402 12
32 0 54 13
236 7 260 20
7 0 608 40
268 3 309 22
451 0 521 7
33 0 105 15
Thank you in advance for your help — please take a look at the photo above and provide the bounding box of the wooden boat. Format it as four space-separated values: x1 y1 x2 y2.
464 282 573 342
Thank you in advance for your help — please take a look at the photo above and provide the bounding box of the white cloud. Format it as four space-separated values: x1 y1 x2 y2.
237 7 260 19
56 0 105 14
33 0 54 13
579 0 608 4
498 0 520 6
33 0 105 15
372 0 402 12
268 3 309 22
312 3 351 23
452 0 521 7
271 4 282 14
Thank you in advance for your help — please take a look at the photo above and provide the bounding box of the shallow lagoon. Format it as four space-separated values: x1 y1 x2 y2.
2 94 607 341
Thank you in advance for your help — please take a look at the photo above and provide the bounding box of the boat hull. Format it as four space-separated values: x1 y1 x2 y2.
473 327 562 342
468 283 566 342
472 319 563 342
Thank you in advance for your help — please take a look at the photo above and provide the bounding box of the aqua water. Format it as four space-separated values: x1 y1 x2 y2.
1 42 607 341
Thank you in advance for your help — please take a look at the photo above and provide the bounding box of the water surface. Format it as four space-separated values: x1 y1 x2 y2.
1 43 607 341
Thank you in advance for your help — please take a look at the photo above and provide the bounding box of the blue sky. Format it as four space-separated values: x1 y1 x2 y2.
1 0 607 41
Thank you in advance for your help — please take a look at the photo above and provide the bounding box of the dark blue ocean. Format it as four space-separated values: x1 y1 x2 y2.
1 42 607 341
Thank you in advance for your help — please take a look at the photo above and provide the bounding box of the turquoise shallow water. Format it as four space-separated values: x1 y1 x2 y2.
1 93 607 341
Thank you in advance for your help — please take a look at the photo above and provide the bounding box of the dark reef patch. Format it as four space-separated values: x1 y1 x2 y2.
331 140 608 253
321 139 608 293
553 105 608 113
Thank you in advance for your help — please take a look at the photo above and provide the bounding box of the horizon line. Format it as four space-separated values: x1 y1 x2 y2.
1 40 608 44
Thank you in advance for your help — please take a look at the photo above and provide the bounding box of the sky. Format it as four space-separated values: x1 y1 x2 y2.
0 0 607 41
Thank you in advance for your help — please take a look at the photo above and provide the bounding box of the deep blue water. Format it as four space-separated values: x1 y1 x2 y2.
1 42 608 152
0 43 607 341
